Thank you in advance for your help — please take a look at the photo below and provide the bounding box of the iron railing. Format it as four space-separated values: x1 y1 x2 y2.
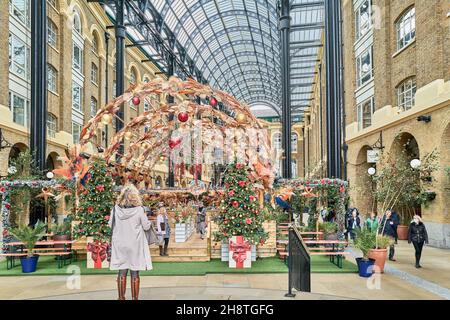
285 224 311 297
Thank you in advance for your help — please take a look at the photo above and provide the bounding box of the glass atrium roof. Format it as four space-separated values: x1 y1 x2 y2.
103 0 324 120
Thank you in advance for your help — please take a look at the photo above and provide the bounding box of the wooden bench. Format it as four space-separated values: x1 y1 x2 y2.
0 251 74 270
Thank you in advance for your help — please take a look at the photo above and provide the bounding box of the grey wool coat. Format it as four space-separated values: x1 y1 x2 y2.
109 205 153 271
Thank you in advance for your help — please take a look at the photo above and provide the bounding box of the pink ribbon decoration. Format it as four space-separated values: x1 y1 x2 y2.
229 236 251 268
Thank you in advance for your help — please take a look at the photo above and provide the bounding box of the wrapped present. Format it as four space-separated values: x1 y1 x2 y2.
229 236 251 268
86 237 110 269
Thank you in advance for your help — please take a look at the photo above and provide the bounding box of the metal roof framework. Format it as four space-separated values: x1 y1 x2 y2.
95 0 324 121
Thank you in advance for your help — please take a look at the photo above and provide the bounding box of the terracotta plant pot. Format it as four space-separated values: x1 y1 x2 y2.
397 225 409 240
368 248 388 273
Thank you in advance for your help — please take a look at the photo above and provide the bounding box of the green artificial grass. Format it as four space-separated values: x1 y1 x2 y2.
0 255 357 276
0 256 357 276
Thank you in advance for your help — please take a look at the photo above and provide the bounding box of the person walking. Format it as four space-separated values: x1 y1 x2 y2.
109 184 152 300
408 215 429 268
380 210 397 261
391 210 400 244
156 205 171 256
366 212 379 232
346 209 361 241
196 202 207 240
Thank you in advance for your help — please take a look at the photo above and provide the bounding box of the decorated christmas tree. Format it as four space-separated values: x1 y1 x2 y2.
214 162 268 245
73 159 114 242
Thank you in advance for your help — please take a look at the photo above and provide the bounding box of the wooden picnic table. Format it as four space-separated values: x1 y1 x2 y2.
5 240 75 246
2 240 76 270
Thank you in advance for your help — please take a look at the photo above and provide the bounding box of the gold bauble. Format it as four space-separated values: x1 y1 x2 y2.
236 113 247 123
101 113 112 125
124 131 133 140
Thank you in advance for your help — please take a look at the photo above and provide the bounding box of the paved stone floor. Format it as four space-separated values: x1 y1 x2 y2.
0 241 448 300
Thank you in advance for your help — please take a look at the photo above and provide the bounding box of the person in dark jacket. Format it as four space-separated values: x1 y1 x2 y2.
346 209 361 241
408 215 428 268
380 210 397 261
390 210 400 244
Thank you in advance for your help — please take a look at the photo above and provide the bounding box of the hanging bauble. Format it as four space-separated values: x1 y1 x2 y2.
236 113 247 123
177 112 189 123
169 137 182 149
124 131 133 140
101 113 112 125
132 96 141 105
209 97 218 107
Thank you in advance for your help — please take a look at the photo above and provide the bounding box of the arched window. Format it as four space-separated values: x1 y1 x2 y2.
397 77 417 111
129 68 137 84
47 18 58 47
90 97 97 118
273 132 282 150
47 64 58 93
292 160 297 179
291 133 298 153
91 34 99 54
47 113 57 138
73 11 81 34
396 7 415 50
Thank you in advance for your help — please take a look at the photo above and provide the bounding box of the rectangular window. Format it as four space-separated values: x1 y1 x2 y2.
356 46 373 87
397 78 417 111
72 82 82 111
357 97 374 131
9 92 29 127
9 0 30 27
72 122 81 144
9 33 30 80
72 43 83 73
397 8 416 50
47 114 57 138
91 63 98 84
47 18 57 47
47 64 57 93
355 0 372 40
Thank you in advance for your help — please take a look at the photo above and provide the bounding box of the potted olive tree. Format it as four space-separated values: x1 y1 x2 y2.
353 228 376 278
9 221 46 273
368 234 394 273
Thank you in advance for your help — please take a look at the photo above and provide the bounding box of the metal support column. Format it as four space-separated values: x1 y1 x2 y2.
30 0 47 173
324 0 343 178
115 0 125 159
167 55 175 187
280 0 292 179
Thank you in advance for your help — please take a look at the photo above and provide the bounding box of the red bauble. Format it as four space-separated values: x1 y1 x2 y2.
228 190 235 196
177 112 189 123
249 195 256 202
245 218 252 224
238 181 246 187
105 215 110 221
132 96 140 105
87 206 94 213
232 201 239 207
5 203 11 210
209 97 218 107
169 137 182 149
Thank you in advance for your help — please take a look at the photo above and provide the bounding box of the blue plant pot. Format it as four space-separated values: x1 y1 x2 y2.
356 257 375 278
20 256 39 273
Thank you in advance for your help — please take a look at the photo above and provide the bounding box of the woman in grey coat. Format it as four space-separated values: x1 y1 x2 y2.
156 206 171 256
109 184 152 300
196 202 207 240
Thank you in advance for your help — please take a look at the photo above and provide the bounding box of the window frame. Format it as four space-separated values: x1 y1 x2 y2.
72 122 82 144
9 0 30 28
396 7 416 51
47 113 57 138
9 33 30 81
355 0 372 40
356 46 373 87
397 77 417 111
91 62 98 85
291 133 298 153
90 96 98 118
72 81 83 111
47 64 58 93
9 91 29 127
357 97 374 131
72 42 83 74
47 18 58 48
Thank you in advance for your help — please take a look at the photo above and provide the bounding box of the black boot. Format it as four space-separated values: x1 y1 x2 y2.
159 246 164 256
415 255 422 268
163 243 169 256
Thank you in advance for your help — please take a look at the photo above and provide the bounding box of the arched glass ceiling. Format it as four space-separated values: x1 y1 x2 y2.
149 0 281 108
101 0 324 120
